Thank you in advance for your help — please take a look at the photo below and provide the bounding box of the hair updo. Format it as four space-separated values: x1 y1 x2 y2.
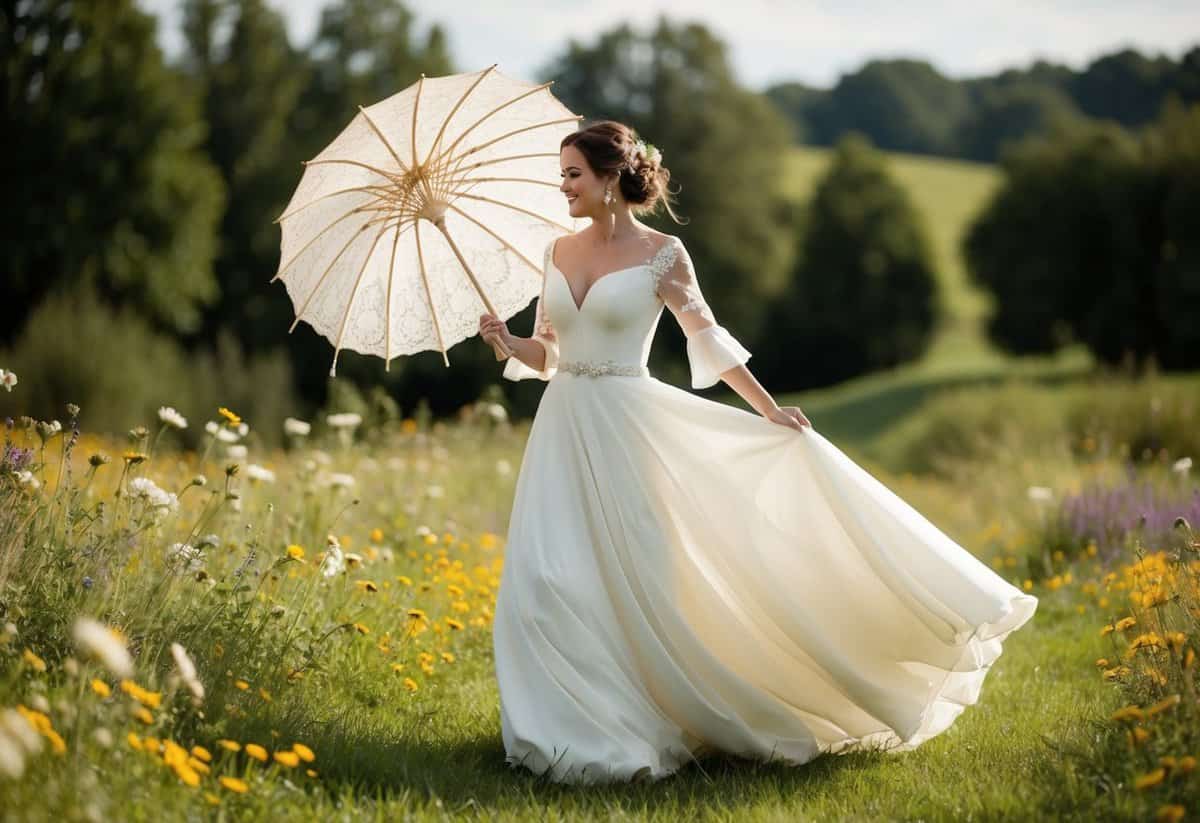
560 120 686 225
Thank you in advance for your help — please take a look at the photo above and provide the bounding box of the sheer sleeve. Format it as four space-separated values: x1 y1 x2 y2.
502 239 560 381
653 236 752 389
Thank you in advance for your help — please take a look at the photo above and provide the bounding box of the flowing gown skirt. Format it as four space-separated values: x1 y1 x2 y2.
493 372 1038 785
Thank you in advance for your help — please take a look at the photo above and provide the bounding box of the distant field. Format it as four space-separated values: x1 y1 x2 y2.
746 146 1096 452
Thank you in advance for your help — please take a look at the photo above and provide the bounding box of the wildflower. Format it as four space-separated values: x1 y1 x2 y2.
127 477 179 513
22 649 46 672
326 412 362 429
320 537 345 578
1165 631 1186 652
132 707 154 725
157 407 188 430
191 745 212 762
286 544 305 560
0 368 17 392
127 732 143 751
205 421 241 443
356 580 378 593
1129 726 1151 746
259 688 271 702
216 739 240 752
284 417 311 436
1115 616 1137 631
91 679 111 698
441 651 455 663
274 750 300 767
167 542 204 573
219 776 249 793
72 618 134 677
354 623 370 635
242 463 276 484
92 727 113 748
445 618 464 631
1103 665 1133 680
402 677 419 692
234 679 249 691
1178 756 1196 773
1129 632 1165 652
218 407 241 426
123 451 148 464
292 743 315 763
1135 768 1166 790
397 575 412 586
1172 457 1192 476
1110 705 1144 724
407 609 427 622
370 528 384 543
1147 695 1181 716
170 642 204 702
1156 805 1185 823
227 444 248 460
244 743 268 762
345 553 364 568
327 473 356 488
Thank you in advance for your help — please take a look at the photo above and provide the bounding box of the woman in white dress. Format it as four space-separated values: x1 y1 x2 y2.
478 120 1038 785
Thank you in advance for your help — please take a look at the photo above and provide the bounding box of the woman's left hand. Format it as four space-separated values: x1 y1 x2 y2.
479 313 514 350
765 405 812 431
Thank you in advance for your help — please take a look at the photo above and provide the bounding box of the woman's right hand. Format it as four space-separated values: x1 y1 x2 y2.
479 313 514 351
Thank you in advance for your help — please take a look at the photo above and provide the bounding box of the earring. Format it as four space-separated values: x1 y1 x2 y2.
604 184 613 205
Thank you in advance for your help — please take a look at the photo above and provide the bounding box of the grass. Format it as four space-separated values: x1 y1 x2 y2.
4 369 1198 820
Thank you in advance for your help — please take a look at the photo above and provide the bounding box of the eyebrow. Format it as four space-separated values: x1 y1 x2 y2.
561 166 581 172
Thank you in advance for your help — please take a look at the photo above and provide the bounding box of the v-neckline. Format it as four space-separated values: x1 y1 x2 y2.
550 236 671 313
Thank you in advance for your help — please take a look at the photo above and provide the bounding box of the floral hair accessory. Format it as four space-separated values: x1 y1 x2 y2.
629 139 662 168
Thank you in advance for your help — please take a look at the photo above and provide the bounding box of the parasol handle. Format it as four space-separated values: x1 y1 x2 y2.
433 218 514 361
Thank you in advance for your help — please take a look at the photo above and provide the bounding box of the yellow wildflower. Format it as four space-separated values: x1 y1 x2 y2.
354 623 370 635
218 407 241 426
1115 616 1137 631
91 679 111 697
286 544 305 560
274 750 300 767
1135 768 1166 790
244 743 268 762
219 776 249 793
1111 705 1144 724
235 679 250 690
133 707 154 725
292 743 315 763
127 732 143 751
191 745 212 762
1156 805 1185 823
22 648 47 672
370 528 384 543
1147 695 1181 717
403 677 419 692
217 738 240 752
446 618 465 631
356 580 378 593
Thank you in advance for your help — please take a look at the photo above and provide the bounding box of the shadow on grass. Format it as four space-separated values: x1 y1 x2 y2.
237 704 892 812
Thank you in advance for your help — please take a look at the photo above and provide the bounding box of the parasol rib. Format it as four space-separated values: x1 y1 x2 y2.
356 105 410 176
414 220 451 368
422 64 498 172
432 217 511 359
330 222 391 377
287 213 397 332
444 190 574 233
446 203 544 278
429 81 554 169
272 206 378 284
432 117 583 199
273 184 396 225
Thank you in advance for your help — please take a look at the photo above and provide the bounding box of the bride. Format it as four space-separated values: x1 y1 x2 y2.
477 120 1038 785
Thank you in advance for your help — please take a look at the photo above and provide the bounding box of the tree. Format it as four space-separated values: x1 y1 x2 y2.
758 134 938 389
537 17 797 384
0 0 224 344
956 82 1088 163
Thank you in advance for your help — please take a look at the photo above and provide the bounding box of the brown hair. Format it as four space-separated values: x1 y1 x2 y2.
560 120 687 225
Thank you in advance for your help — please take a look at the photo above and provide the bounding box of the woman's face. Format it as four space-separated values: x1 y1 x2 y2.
559 144 613 219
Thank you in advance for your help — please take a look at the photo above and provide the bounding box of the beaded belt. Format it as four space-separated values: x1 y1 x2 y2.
558 359 649 378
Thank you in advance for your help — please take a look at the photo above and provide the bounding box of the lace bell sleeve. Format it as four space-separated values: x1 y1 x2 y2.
502 240 560 381
654 236 752 389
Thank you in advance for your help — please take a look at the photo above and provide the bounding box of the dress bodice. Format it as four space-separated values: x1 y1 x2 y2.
502 233 753 388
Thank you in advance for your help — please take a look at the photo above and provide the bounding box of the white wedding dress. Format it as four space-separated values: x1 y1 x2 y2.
492 233 1038 785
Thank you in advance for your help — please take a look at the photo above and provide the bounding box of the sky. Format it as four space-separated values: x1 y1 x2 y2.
136 0 1199 91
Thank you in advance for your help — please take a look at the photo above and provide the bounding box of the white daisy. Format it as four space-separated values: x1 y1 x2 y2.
245 464 276 483
157 407 188 430
71 617 134 677
284 417 311 436
326 412 362 429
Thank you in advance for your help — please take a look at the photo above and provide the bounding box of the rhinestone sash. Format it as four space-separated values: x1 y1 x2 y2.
558 359 649 378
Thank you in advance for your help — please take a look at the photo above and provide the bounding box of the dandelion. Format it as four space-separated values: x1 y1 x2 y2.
407 608 427 622
445 618 464 631
72 618 134 677
219 776 249 793
1115 616 1137 631
234 679 249 691
216 739 240 752
286 544 305 561
1135 768 1167 790
356 580 378 593
244 743 268 762
91 679 111 698
1156 805 1185 823
440 651 455 663
22 649 46 672
191 745 212 763
274 750 300 767
370 528 384 543
218 407 241 426
284 417 311 436
345 553 363 568
132 707 154 725
157 407 188 430
292 743 315 763
402 677 419 692
354 623 370 635
170 642 204 702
